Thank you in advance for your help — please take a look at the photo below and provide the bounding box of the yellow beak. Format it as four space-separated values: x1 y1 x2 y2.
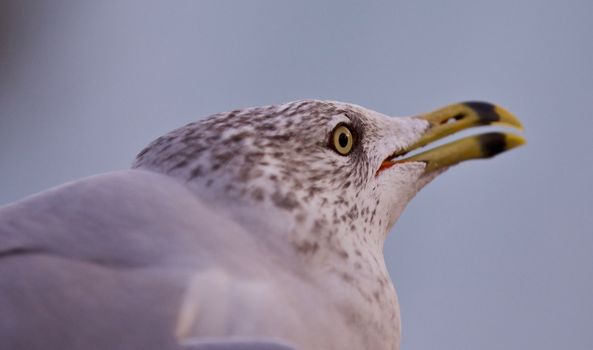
384 102 526 173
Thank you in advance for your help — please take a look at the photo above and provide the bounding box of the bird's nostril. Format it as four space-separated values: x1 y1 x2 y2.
441 113 465 125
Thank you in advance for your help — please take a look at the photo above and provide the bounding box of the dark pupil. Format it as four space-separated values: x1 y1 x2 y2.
338 132 349 148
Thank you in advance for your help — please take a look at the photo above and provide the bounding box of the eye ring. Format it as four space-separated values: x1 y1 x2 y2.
331 124 355 155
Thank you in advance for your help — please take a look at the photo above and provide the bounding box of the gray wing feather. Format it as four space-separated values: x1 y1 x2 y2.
0 170 222 266
0 170 281 350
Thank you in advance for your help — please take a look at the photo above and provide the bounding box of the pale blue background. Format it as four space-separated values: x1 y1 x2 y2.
1 1 592 349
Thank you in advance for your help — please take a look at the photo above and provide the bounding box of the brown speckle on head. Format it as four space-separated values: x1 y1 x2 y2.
251 187 265 201
271 191 300 211
341 272 354 283
293 240 319 255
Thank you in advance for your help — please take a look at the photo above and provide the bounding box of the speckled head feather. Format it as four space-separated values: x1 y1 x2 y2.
133 99 438 349
133 99 432 246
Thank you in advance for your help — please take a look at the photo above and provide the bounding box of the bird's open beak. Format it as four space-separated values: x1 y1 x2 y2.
378 102 526 174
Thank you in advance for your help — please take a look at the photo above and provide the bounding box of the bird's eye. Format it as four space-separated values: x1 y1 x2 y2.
331 125 354 155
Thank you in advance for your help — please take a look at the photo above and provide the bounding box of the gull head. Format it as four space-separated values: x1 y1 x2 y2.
133 100 524 258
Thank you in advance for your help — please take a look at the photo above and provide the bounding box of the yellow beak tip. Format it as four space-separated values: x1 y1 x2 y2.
505 133 527 149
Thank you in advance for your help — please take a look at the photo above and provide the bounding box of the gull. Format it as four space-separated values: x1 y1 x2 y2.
0 100 524 350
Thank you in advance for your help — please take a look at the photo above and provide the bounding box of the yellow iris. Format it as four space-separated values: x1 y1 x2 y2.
332 125 354 155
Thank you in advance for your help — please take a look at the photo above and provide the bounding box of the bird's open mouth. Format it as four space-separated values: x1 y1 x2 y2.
377 102 526 176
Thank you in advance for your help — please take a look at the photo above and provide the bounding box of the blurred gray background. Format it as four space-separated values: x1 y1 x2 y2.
1 1 591 349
